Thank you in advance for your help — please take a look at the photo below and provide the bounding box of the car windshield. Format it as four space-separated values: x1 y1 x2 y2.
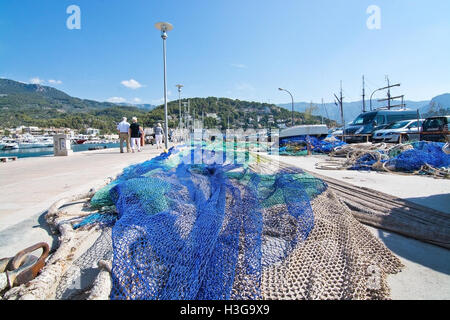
385 120 410 129
352 113 376 125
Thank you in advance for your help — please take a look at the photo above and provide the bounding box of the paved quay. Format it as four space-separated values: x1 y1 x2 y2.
0 145 172 257
268 154 450 300
0 148 448 299
268 154 450 214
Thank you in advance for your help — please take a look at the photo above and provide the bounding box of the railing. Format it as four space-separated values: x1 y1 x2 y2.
399 131 449 144
334 134 372 143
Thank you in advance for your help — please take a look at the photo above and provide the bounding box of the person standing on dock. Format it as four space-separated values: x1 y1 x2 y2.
129 117 143 153
154 123 164 149
117 117 131 153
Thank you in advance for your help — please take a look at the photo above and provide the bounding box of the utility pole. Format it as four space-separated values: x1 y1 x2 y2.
278 88 295 127
155 22 173 151
386 76 391 110
188 99 191 132
321 98 324 124
334 81 345 140
176 84 183 130
362 75 366 113
182 101 188 130
192 107 195 130
322 97 330 121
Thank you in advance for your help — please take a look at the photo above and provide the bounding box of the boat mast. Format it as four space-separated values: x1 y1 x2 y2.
362 75 366 113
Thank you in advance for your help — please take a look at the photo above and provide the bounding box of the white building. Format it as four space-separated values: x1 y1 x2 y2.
206 113 218 120
86 128 100 136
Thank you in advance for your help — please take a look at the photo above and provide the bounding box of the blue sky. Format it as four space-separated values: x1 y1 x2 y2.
1 0 449 105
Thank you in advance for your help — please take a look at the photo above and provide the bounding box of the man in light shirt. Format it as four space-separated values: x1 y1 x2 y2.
154 123 164 149
117 117 131 153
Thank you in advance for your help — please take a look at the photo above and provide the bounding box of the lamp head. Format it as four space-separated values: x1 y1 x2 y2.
278 88 284 91
155 22 173 39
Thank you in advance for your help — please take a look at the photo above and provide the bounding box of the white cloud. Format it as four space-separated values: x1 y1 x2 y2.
107 97 126 103
230 63 248 69
121 79 143 90
29 77 45 85
48 79 63 85
133 98 142 103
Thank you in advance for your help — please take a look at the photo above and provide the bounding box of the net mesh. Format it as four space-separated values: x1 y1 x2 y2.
55 227 113 300
107 146 324 300
280 136 449 175
76 143 402 300
1 142 407 301
385 141 450 172
280 135 346 156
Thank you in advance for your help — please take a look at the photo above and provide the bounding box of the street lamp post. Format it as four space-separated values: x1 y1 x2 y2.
370 83 400 111
176 84 183 130
155 22 173 151
369 88 382 111
278 88 295 127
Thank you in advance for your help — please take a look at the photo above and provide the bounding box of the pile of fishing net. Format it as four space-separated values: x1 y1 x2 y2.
3 143 403 300
87 144 403 299
279 135 346 156
385 141 450 173
317 141 450 178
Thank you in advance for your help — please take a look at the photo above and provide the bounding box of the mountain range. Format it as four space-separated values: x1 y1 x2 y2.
1 78 447 133
0 78 328 133
278 93 450 124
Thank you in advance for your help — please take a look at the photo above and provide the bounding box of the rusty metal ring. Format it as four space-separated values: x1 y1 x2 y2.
10 242 49 271
7 242 49 287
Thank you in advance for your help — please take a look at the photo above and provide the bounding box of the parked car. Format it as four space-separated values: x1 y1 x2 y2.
420 115 450 142
372 119 423 143
343 109 418 143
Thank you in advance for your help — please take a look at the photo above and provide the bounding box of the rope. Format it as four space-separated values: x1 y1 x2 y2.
316 142 450 179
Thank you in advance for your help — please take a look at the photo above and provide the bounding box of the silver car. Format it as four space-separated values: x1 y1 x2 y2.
372 119 423 143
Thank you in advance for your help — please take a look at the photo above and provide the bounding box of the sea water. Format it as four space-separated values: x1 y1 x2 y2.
0 143 120 159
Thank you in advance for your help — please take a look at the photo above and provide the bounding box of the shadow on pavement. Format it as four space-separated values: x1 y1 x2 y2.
377 228 450 275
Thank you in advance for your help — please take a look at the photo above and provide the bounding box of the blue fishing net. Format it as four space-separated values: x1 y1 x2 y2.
89 144 327 300
349 153 383 171
387 141 450 172
279 135 346 155
348 141 450 173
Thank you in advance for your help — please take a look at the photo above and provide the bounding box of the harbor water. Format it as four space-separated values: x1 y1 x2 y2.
0 142 120 159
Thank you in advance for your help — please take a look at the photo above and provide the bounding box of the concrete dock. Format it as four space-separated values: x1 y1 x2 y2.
268 154 450 300
0 149 448 299
0 145 169 258
271 154 450 214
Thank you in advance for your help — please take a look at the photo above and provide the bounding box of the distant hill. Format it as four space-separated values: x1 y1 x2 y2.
422 93 450 117
115 102 157 111
277 96 442 124
0 78 335 134
0 78 128 112
145 97 336 130
0 78 149 132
